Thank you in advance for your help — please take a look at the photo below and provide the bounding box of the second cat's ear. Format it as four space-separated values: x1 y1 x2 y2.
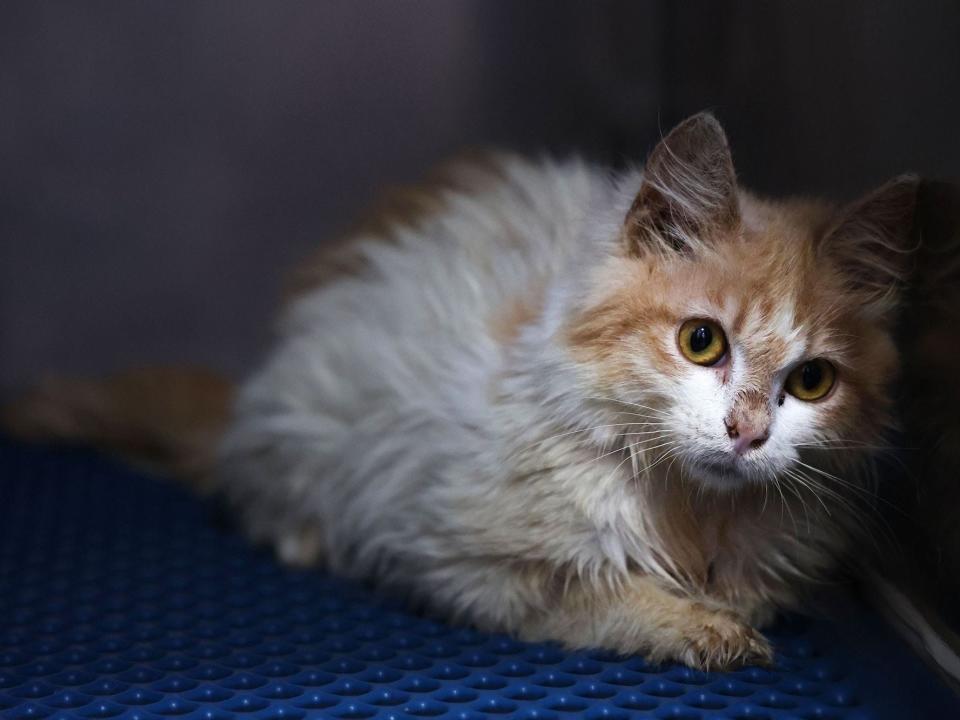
820 174 920 316
624 112 740 255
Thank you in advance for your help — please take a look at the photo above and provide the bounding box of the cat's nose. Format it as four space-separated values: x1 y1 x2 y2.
724 418 769 455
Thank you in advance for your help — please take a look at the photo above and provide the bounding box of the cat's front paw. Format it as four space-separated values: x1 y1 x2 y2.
677 607 774 671
273 526 325 568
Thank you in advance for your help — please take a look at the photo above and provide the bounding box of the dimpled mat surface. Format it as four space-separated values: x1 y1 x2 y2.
0 439 957 720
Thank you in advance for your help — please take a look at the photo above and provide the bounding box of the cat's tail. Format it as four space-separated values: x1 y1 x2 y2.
1 366 232 490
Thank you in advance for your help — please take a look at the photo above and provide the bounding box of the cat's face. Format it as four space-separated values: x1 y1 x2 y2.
571 217 898 489
568 114 917 491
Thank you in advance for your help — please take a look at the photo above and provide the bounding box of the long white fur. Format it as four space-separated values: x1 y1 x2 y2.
215 153 847 643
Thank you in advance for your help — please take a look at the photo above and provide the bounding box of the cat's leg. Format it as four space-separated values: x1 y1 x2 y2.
522 574 773 670
214 408 340 569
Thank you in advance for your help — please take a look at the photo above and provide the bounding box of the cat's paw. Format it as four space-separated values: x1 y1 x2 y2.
677 607 773 671
274 527 325 568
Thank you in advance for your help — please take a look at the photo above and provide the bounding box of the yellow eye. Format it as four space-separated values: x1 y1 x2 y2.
678 319 727 366
785 359 836 401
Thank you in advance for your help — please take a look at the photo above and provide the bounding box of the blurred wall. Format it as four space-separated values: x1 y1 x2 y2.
662 2 960 197
2 1 958 392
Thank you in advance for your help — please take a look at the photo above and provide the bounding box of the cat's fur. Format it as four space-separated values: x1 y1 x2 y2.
4 113 918 669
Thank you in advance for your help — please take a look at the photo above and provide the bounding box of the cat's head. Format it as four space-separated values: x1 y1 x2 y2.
567 113 918 490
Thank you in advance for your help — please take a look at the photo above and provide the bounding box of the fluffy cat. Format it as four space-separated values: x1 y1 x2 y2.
4 113 918 669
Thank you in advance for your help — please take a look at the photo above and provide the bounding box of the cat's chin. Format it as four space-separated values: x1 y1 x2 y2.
687 458 752 491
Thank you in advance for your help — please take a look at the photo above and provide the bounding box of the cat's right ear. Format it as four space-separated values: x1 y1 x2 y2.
624 112 740 256
819 174 920 317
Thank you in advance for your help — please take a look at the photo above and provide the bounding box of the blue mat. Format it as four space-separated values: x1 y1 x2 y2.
0 439 956 720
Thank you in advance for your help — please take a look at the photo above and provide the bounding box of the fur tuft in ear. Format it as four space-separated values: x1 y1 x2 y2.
625 112 740 255
821 174 920 316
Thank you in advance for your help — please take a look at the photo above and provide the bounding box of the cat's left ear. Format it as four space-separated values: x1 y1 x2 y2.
624 112 740 255
820 174 920 316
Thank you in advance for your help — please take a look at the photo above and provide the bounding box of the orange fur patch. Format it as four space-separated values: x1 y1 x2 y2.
489 284 545 347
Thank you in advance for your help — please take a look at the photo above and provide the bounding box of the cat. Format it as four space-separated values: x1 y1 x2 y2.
3 113 919 669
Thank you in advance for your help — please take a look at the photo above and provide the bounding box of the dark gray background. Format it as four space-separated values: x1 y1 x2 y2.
3 1 959 393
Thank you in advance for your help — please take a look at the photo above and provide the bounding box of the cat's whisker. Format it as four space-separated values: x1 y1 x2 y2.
613 414 672 426
796 439 916 481
623 428 675 437
517 422 669 454
777 471 813 530
782 469 831 518
600 442 651 493
796 438 913 468
604 408 670 420
791 459 904 513
638 447 683 490
583 396 671 418
647 440 681 454
786 468 898 554
770 476 799 536
584 434 675 468
627 440 641 481
795 440 902 453
664 451 682 480
588 444 636 466
796 476 868 522
783 473 816 534
695 471 708 503
791 459 852 486
624 437 685 489
627 441 680 470
634 444 682 481
796 438 876 446
788 468 868 515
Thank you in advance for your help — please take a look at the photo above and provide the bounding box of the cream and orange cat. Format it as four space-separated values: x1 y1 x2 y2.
5 113 919 669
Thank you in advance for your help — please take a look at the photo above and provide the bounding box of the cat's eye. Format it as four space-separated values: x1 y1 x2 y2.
785 359 836 401
677 319 727 366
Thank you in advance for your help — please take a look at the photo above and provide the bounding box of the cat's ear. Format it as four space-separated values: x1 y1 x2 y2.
624 112 740 255
821 174 920 316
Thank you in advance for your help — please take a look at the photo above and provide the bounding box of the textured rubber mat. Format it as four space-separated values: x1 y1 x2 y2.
0 439 956 719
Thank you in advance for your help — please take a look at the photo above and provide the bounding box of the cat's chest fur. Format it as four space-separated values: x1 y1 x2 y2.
490 396 833 621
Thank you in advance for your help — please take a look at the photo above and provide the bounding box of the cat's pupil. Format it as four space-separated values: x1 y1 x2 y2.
802 362 822 390
690 325 712 353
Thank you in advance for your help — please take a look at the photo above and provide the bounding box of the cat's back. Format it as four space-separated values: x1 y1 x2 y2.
219 152 608 569
256 153 603 421
287 153 600 330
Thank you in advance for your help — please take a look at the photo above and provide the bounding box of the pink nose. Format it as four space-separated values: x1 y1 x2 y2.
725 419 769 455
